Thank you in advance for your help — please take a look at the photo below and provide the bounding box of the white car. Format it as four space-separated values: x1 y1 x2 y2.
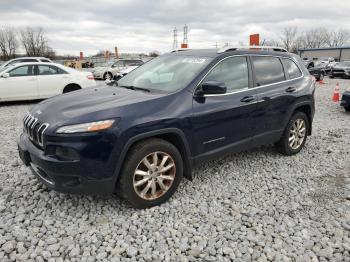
0 62 96 102
92 59 144 80
0 57 53 69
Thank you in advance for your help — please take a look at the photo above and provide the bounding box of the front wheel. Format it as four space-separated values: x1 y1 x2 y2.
276 112 309 155
118 138 183 208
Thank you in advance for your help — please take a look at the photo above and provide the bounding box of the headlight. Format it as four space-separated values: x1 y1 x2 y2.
56 120 115 134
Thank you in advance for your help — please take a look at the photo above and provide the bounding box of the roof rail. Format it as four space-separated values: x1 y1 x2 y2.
218 45 288 53
170 48 192 53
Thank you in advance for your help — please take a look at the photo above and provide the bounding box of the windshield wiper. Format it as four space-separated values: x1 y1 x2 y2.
118 85 150 93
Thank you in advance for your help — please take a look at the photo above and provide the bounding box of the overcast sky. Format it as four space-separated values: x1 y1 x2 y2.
1 0 349 55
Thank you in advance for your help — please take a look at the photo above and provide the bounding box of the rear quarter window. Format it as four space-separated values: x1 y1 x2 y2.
251 56 285 86
283 58 302 79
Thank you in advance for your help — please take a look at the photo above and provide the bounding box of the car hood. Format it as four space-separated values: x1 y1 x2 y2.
93 66 109 71
30 86 163 127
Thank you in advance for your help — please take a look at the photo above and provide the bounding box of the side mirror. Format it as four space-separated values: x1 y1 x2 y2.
196 81 227 96
1 73 9 78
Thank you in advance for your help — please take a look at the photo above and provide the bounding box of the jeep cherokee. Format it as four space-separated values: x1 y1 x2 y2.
18 46 316 208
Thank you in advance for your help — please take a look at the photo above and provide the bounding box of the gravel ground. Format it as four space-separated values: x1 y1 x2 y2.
0 77 349 261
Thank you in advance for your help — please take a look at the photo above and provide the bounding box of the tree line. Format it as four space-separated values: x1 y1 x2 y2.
261 27 350 53
0 26 54 60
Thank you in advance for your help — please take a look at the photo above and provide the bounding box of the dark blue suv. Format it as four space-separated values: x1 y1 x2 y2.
18 46 315 208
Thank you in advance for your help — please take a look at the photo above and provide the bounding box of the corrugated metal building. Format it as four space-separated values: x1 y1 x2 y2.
299 46 350 61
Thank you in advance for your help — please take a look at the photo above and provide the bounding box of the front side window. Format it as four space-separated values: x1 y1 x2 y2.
9 65 35 77
40 59 51 63
283 58 302 79
252 56 285 86
203 56 249 92
117 55 212 93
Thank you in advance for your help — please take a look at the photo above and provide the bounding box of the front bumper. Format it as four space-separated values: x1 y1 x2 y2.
17 133 116 195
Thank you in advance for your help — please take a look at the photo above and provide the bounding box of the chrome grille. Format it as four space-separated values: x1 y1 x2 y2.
23 113 49 147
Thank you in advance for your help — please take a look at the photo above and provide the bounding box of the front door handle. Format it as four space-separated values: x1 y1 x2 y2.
240 96 255 103
286 87 297 93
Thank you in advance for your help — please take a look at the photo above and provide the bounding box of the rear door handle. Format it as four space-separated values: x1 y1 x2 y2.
240 96 255 103
286 87 297 93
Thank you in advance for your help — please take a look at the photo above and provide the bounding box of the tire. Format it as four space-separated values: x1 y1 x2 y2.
275 111 309 155
330 75 334 79
344 106 350 112
103 72 113 80
118 138 183 208
63 84 81 93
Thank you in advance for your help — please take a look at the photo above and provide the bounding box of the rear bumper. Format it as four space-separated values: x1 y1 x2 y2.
17 133 116 195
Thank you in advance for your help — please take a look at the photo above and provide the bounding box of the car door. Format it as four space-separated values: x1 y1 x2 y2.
0 64 38 101
191 56 257 156
36 65 69 98
250 56 301 143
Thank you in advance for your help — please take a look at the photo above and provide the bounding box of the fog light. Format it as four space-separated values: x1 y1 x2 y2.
55 147 80 161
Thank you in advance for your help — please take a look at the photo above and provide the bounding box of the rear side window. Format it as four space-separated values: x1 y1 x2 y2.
204 56 249 92
37 65 66 75
283 58 302 79
40 59 51 63
251 56 285 86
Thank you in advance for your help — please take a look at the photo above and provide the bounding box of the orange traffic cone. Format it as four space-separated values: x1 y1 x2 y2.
332 83 340 102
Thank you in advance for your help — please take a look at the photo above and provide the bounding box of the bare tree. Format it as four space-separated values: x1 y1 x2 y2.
0 26 18 60
299 27 329 49
20 27 51 56
260 38 281 47
280 27 298 52
326 29 350 47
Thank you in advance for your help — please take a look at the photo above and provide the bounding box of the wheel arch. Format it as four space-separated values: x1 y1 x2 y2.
114 128 193 187
289 102 313 135
63 83 81 93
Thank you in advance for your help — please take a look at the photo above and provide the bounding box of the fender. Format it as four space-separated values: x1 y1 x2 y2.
112 128 194 187
285 100 314 135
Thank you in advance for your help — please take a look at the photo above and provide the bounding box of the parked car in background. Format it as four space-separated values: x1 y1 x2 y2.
112 65 140 81
341 89 350 111
0 57 53 69
307 61 327 81
92 59 144 80
302 58 314 69
0 62 96 102
17 46 315 208
330 61 350 79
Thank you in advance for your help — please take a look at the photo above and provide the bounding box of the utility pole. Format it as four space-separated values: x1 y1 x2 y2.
172 27 178 50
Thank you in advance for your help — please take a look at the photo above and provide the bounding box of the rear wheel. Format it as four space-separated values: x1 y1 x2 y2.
118 138 183 208
63 84 81 93
344 106 350 112
319 72 324 81
276 112 309 155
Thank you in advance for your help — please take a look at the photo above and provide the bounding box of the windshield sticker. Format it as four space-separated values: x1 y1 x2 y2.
182 58 207 64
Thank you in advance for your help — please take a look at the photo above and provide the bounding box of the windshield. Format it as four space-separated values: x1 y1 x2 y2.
117 55 212 93
337 62 350 67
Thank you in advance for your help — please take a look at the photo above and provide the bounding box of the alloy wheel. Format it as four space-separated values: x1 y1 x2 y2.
133 151 176 200
289 119 306 150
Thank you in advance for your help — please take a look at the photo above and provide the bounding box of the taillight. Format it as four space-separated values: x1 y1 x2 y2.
87 74 94 80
